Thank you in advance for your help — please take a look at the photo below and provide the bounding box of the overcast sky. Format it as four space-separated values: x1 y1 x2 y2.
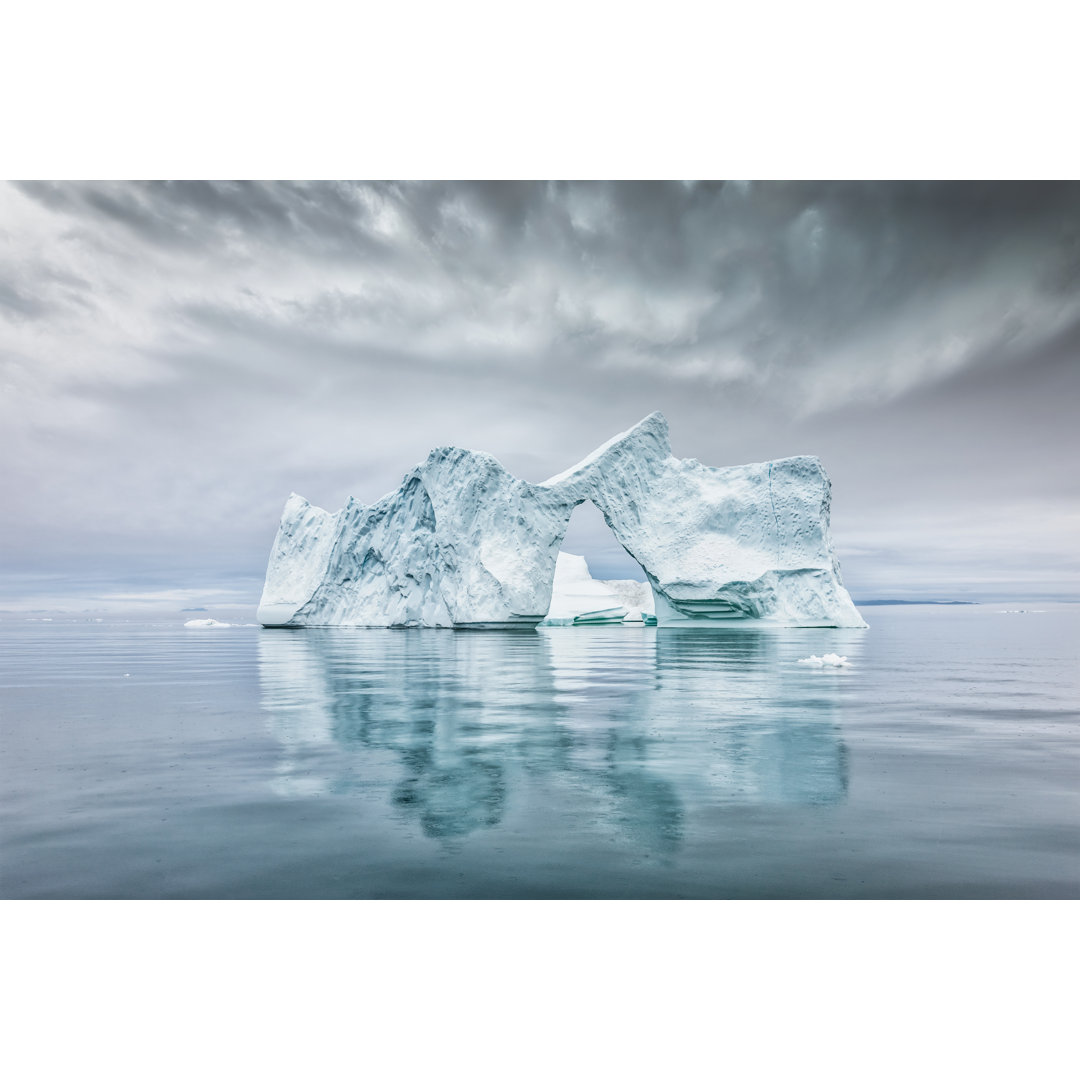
2 180 1078 611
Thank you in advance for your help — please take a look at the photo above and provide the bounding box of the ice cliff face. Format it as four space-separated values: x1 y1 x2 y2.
258 412 867 629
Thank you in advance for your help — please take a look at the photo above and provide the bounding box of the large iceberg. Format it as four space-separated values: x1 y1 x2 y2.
258 412 867 629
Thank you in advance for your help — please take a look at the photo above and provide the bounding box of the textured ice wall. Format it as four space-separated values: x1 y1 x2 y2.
257 493 340 626
258 412 867 629
262 449 574 628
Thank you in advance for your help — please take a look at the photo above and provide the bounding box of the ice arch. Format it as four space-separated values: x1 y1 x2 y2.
558 499 645 582
542 501 652 626
258 412 867 629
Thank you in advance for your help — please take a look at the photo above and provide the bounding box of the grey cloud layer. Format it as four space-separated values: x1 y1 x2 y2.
2 181 1078 607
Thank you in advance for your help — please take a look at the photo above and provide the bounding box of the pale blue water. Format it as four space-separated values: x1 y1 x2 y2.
1 605 1077 898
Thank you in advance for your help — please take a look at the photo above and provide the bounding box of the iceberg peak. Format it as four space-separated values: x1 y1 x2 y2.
540 411 670 487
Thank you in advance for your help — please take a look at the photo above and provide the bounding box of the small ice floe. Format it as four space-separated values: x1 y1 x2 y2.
797 653 850 667
183 618 233 628
123 673 131 678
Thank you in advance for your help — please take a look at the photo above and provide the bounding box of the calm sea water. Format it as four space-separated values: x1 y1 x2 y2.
1 605 1077 898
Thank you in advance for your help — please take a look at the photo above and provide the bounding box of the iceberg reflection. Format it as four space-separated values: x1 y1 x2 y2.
258 626 856 849
653 630 854 805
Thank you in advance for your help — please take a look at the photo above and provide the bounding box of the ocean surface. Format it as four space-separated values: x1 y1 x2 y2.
2 604 1077 899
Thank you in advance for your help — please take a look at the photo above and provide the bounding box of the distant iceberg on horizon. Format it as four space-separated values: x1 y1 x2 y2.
257 412 867 630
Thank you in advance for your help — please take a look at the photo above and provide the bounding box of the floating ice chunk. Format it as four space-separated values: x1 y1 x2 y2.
184 618 233 628
542 553 628 626
797 653 849 667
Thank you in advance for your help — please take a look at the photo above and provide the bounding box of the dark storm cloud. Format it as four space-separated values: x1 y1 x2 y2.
13 179 395 258
1 180 1078 610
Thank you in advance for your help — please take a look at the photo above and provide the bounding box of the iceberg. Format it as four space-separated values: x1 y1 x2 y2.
538 553 657 626
542 552 631 626
258 412 867 630
598 577 655 623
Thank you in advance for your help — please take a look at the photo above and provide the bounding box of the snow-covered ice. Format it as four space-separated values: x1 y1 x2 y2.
258 412 867 630
184 618 234 628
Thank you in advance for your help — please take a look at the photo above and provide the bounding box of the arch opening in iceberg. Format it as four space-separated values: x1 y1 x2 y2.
542 501 653 626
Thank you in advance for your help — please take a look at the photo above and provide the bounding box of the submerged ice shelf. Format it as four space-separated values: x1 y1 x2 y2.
258 412 867 630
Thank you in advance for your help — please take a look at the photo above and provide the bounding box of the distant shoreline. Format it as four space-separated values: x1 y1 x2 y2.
855 600 980 606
